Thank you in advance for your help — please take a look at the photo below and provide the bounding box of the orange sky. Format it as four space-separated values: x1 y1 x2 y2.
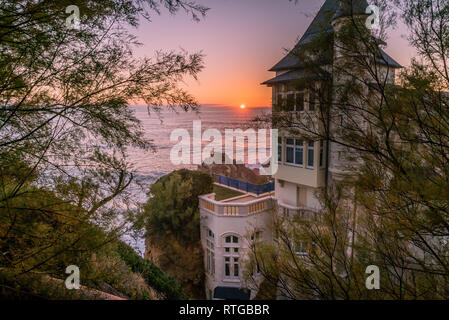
133 0 416 108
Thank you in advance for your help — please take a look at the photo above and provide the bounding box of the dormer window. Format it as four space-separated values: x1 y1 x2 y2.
296 92 305 111
286 94 295 111
308 90 317 111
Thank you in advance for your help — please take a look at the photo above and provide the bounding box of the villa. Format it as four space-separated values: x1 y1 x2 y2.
199 0 401 300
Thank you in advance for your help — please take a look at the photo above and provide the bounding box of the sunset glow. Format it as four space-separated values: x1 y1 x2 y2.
133 0 413 108
240 104 246 109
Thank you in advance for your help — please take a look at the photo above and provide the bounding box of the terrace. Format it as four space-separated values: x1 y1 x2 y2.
200 176 275 217
200 175 317 218
199 190 274 217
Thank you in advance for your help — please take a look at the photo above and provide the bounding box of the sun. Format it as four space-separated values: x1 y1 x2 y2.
240 104 246 109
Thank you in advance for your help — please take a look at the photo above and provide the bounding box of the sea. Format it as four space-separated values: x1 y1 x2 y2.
123 105 272 253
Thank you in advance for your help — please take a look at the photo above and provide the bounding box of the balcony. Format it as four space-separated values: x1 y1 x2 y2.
277 201 319 218
199 192 274 217
199 182 318 218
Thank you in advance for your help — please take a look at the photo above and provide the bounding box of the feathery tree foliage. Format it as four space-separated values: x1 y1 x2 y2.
136 169 213 299
0 0 208 297
247 0 449 299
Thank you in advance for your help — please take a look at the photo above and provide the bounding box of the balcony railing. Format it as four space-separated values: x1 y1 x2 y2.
199 193 274 216
277 201 318 218
213 174 275 195
199 194 318 218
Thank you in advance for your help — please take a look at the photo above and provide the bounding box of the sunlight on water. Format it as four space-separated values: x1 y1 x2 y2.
123 105 271 253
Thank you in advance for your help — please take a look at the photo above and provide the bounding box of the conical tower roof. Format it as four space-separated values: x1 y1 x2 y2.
267 0 400 73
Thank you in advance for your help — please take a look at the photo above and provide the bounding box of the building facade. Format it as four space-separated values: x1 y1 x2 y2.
199 192 274 300
199 0 401 300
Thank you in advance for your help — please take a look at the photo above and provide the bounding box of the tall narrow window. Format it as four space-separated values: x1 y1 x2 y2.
295 140 304 166
286 138 304 166
308 90 316 111
319 140 324 167
286 94 295 112
296 92 305 111
276 94 283 112
224 235 240 280
225 257 230 277
206 229 215 275
233 258 239 277
307 141 315 168
278 137 282 162
286 139 295 164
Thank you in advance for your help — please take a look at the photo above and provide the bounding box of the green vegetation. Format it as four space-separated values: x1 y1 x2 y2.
247 0 449 299
117 242 188 300
0 175 184 299
135 169 213 299
0 0 207 299
213 184 244 201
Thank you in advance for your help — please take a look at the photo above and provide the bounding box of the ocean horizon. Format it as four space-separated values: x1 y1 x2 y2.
123 104 272 253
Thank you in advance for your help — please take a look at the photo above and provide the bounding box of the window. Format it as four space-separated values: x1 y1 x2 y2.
276 94 284 111
295 139 304 166
224 235 240 280
287 83 296 91
206 230 215 275
224 235 239 245
224 256 239 278
286 94 295 111
286 138 304 166
308 90 317 111
234 258 239 277
319 140 324 167
278 137 282 162
296 92 305 111
251 231 262 241
225 235 238 243
280 84 286 92
307 141 315 168
295 240 308 256
286 139 294 164
225 257 231 276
